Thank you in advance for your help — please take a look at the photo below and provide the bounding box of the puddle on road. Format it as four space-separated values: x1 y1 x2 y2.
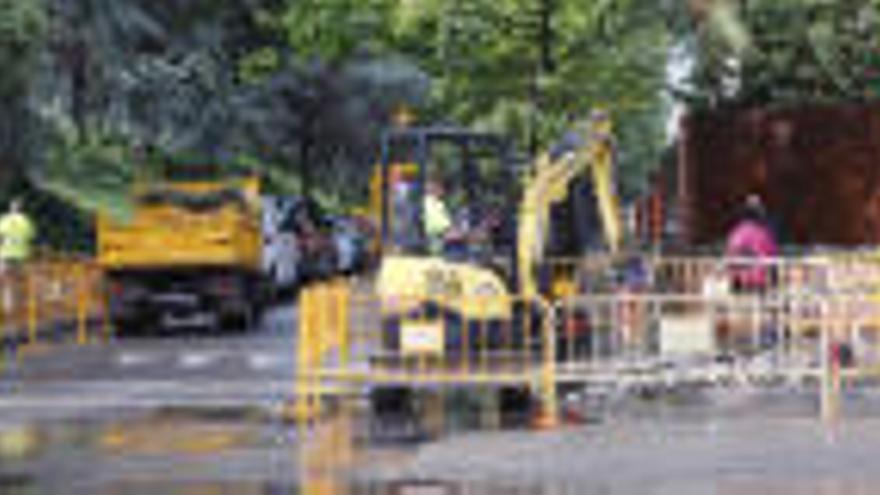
0 408 266 460
4 394 880 494
0 395 543 494
0 472 36 495
92 480 541 495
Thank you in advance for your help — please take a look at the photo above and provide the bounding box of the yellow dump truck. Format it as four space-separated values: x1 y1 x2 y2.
98 176 265 333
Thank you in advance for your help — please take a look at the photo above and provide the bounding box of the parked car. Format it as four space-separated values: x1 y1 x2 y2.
288 198 337 282
262 195 343 294
332 216 370 275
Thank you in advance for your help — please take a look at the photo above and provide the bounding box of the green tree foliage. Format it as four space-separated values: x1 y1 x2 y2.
9 0 880 252
26 0 243 227
678 0 880 107
290 0 674 195
282 0 396 63
240 0 428 202
258 0 669 197
0 1 285 247
0 0 46 96
0 0 47 188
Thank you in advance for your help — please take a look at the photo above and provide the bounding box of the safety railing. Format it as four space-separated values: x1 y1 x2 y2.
648 255 857 295
554 291 880 420
295 279 558 424
297 253 880 426
550 250 880 424
0 257 109 353
541 253 880 296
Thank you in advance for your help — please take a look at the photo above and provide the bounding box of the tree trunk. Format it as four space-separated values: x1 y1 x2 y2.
0 96 29 195
528 0 556 155
69 40 88 139
538 0 555 74
300 133 313 197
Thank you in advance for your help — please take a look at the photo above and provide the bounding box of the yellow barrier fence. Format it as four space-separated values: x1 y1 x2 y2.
0 257 108 354
297 254 880 427
295 279 558 426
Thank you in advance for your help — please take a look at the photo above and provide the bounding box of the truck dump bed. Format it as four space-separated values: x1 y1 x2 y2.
98 178 262 271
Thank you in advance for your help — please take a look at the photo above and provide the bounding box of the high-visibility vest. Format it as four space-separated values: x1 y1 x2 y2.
423 194 451 242
0 212 34 261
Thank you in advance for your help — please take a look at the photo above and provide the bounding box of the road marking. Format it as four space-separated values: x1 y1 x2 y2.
0 380 315 410
248 353 286 370
116 347 290 371
117 352 155 367
179 352 221 369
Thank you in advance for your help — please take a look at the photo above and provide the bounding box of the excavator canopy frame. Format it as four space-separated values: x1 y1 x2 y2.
378 126 518 256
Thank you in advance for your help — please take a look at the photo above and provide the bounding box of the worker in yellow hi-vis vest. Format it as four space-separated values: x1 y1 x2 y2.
0 199 35 316
423 177 452 255
0 199 35 266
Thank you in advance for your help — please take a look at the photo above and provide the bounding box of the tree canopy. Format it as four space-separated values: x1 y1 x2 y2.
676 0 880 107
2 0 880 249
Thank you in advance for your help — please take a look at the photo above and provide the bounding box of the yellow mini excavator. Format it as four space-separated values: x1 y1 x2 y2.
370 110 622 354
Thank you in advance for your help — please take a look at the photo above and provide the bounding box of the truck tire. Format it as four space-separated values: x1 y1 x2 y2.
215 274 264 332
220 305 250 332
113 315 148 338
220 298 263 333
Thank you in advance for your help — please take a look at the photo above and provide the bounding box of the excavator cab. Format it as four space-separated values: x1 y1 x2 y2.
376 127 518 264
372 114 621 300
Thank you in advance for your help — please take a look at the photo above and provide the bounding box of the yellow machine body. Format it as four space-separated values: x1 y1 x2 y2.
377 255 511 321
517 112 622 300
371 112 622 336
98 177 262 271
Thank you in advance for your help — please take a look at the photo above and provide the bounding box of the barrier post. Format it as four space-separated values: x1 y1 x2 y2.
535 302 558 429
0 271 6 349
26 266 37 345
76 264 88 345
820 300 841 426
337 280 350 369
295 287 317 423
101 272 112 341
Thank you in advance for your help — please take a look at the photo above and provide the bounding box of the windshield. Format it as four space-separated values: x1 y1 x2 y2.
382 131 516 263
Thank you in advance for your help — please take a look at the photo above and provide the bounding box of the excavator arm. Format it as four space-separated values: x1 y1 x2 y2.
517 112 622 299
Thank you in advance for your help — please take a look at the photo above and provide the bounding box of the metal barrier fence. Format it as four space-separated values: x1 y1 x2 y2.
297 254 880 425
551 253 880 423
544 253 880 295
555 291 880 422
0 258 109 353
295 279 558 424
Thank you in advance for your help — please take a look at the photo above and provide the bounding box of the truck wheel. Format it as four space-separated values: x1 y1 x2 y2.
220 303 257 332
113 316 146 338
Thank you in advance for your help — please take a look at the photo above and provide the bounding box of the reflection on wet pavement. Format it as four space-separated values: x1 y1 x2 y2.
8 392 880 494
0 399 543 495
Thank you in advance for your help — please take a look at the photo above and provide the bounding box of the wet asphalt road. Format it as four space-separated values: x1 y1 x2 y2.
0 305 299 423
9 305 880 494
0 305 310 493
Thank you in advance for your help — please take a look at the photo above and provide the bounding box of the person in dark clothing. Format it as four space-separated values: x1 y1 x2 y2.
736 193 783 243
